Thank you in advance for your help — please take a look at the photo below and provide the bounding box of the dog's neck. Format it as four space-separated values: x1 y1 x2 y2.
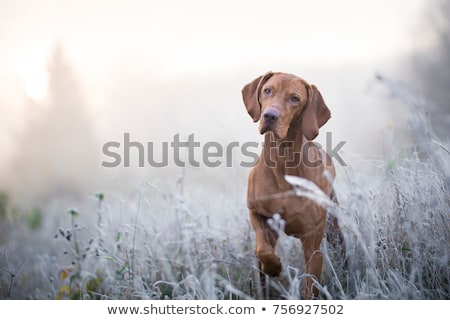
262 124 305 174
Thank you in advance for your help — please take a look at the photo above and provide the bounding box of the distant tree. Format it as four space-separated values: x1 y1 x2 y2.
409 0 450 140
12 45 99 205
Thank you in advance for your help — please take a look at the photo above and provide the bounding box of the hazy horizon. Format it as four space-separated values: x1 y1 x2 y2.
0 0 439 206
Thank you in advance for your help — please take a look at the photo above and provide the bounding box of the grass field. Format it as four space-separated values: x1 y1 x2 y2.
0 78 449 300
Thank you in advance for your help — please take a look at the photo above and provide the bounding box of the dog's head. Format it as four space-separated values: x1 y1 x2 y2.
242 72 330 140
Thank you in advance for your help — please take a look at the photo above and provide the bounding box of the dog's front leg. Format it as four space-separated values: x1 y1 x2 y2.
301 233 325 299
249 209 281 299
249 210 281 277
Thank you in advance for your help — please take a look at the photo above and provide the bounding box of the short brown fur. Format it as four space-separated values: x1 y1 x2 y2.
242 72 344 299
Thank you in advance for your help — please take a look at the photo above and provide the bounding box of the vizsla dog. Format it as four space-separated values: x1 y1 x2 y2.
242 72 345 299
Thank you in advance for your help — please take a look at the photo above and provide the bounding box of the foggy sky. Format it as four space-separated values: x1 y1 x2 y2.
0 0 433 205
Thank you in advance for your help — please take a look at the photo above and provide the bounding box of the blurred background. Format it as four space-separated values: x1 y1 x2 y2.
0 0 449 209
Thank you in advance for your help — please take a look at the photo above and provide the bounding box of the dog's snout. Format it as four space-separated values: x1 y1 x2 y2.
263 108 280 122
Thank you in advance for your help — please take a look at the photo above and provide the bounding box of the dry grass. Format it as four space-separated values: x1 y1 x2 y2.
0 76 448 299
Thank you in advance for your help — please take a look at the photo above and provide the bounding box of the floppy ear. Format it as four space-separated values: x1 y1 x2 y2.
241 71 274 122
301 84 331 140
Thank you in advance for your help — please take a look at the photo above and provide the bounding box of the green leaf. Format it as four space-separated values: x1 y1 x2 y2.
68 208 79 216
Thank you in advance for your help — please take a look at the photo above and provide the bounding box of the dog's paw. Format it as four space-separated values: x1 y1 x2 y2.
259 254 282 277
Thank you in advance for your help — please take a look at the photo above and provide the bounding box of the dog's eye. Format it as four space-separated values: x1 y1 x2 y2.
290 95 300 103
263 88 272 96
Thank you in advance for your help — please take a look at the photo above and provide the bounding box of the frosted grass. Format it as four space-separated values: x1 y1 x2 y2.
0 76 448 299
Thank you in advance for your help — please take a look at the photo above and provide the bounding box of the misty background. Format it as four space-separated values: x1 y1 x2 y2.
0 0 449 211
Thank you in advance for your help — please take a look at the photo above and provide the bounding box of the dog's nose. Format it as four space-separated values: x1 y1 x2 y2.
263 108 280 122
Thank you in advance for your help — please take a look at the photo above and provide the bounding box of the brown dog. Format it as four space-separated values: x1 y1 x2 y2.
242 72 345 299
